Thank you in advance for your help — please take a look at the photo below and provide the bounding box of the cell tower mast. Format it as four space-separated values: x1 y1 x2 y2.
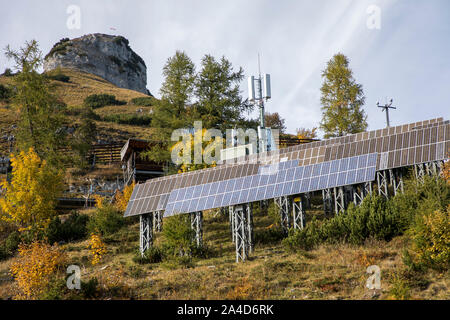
257 54 265 128
248 55 271 152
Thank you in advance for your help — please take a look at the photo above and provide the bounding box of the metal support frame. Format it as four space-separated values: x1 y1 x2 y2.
334 186 345 214
275 196 291 236
232 205 248 263
415 161 442 184
229 206 235 243
425 162 436 176
139 213 153 256
415 163 426 183
344 186 353 207
363 181 373 197
377 170 389 198
322 188 333 216
190 211 203 248
304 192 311 209
353 184 364 206
153 210 163 232
246 204 254 254
389 169 404 196
292 196 306 230
437 161 445 177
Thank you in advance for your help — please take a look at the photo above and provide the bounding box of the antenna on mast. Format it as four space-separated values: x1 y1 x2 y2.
258 53 261 78
248 54 272 152
377 98 396 128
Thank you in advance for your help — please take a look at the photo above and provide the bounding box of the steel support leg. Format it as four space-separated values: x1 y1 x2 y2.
153 210 163 232
246 204 254 254
353 184 364 206
233 205 248 263
304 192 311 209
334 187 345 214
377 170 389 198
389 169 404 196
362 181 373 197
322 188 333 216
190 211 203 248
437 161 445 177
140 213 153 256
415 164 425 184
292 196 306 230
229 206 235 243
275 196 291 236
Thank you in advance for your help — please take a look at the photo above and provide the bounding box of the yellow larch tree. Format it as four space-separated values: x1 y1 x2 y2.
88 233 107 265
114 182 135 212
0 148 63 231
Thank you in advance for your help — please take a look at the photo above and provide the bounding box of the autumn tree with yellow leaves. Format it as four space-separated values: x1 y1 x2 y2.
172 128 223 173
88 233 107 265
10 241 66 299
443 160 450 184
296 127 318 140
0 148 63 232
114 182 135 212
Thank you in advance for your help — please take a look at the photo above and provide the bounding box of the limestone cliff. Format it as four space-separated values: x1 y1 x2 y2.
44 33 148 94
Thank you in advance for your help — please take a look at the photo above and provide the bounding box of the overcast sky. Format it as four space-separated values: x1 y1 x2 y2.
1 0 449 136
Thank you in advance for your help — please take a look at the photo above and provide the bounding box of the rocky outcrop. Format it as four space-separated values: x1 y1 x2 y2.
44 33 148 94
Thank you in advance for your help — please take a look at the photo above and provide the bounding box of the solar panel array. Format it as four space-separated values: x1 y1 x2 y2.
163 154 377 216
220 117 445 165
125 118 449 218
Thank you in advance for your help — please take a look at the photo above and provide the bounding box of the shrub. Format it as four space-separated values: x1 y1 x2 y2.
133 247 163 264
266 201 280 228
5 231 21 254
408 205 450 271
46 212 89 244
88 233 107 265
45 38 70 59
101 113 152 126
162 215 195 257
0 245 8 261
83 94 126 109
283 176 450 252
3 68 13 76
64 105 99 119
189 242 214 259
392 175 449 222
87 204 124 236
282 194 409 251
10 241 66 299
388 273 412 300
254 227 285 245
131 97 155 106
40 278 66 300
47 73 70 83
443 161 450 183
0 84 12 100
81 277 99 299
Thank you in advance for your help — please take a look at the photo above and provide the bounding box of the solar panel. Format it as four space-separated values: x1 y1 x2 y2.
163 153 378 217
125 119 449 218
222 118 444 165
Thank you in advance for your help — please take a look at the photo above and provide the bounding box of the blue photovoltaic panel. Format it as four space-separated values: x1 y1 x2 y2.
163 153 378 216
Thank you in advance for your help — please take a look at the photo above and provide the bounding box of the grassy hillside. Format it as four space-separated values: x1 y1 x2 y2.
0 68 156 154
0 204 448 300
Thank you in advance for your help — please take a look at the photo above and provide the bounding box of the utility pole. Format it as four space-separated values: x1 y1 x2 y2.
377 99 396 128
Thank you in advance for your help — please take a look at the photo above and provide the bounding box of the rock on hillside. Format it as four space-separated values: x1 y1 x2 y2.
44 33 149 94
